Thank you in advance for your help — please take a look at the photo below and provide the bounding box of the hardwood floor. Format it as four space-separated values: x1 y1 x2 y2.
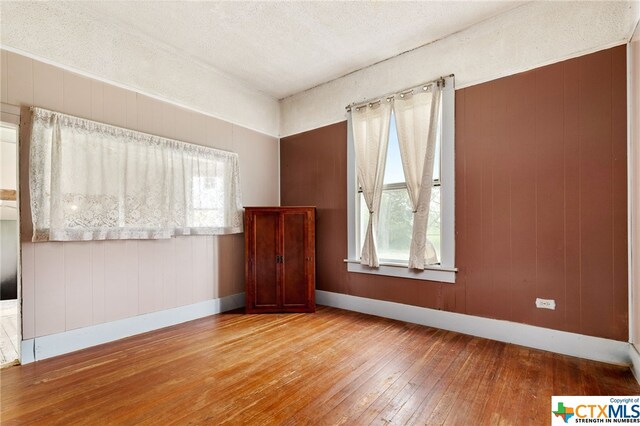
1 306 638 425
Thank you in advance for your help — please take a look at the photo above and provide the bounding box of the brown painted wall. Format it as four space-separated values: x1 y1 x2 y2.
280 46 628 341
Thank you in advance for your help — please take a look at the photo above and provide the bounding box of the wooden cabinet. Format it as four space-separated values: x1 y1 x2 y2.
244 207 316 313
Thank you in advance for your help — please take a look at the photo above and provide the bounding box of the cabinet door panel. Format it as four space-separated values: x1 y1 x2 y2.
252 212 279 308
282 212 307 307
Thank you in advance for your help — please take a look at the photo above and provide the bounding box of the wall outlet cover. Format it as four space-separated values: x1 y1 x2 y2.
535 298 556 310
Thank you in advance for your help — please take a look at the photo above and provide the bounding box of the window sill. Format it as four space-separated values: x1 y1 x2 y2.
343 259 456 283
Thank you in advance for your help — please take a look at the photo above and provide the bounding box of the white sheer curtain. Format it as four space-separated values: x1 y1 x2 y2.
29 107 243 242
352 101 392 267
394 84 442 269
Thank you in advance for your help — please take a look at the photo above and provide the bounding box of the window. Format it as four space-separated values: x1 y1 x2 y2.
357 111 442 264
192 175 225 226
347 76 456 283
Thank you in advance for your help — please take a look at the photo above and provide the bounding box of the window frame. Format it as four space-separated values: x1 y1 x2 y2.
346 76 456 283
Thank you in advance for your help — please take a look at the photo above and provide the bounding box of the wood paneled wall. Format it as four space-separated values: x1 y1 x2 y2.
280 46 628 341
631 29 640 348
0 49 280 339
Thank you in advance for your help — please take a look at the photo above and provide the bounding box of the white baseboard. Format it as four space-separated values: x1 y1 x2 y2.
20 340 34 364
630 344 640 384
19 289 636 377
20 292 245 364
316 290 632 366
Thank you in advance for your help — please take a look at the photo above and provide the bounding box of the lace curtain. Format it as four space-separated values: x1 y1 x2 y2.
29 107 243 242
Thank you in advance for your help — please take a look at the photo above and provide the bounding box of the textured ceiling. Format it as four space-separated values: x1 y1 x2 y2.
71 1 526 99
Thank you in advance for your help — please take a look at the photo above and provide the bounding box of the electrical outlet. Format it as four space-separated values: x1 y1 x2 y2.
535 298 556 310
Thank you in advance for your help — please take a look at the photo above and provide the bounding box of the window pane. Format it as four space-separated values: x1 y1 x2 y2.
383 113 404 185
192 168 224 227
384 110 442 185
358 186 441 264
427 186 441 262
359 193 368 253
376 188 412 261
433 100 442 182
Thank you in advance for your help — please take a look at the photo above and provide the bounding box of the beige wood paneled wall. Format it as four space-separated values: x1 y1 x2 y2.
0 49 279 339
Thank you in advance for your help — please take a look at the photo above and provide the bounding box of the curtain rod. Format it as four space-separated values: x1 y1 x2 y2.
345 74 454 112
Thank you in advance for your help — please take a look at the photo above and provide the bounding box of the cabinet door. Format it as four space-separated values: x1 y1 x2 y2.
248 211 279 309
281 211 310 308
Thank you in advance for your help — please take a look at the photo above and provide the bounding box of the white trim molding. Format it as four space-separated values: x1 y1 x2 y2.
627 18 640 362
316 290 633 367
344 259 456 283
631 345 640 385
20 292 245 364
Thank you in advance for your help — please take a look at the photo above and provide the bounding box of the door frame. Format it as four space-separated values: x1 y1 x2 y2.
1 102 22 365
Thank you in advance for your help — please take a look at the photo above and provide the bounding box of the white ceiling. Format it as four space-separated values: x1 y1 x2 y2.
73 1 526 99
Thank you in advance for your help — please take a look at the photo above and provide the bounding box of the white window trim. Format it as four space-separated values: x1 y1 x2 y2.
345 76 456 283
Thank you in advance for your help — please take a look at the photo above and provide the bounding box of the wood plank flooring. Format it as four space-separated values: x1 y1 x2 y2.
1 306 638 425
0 300 19 367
